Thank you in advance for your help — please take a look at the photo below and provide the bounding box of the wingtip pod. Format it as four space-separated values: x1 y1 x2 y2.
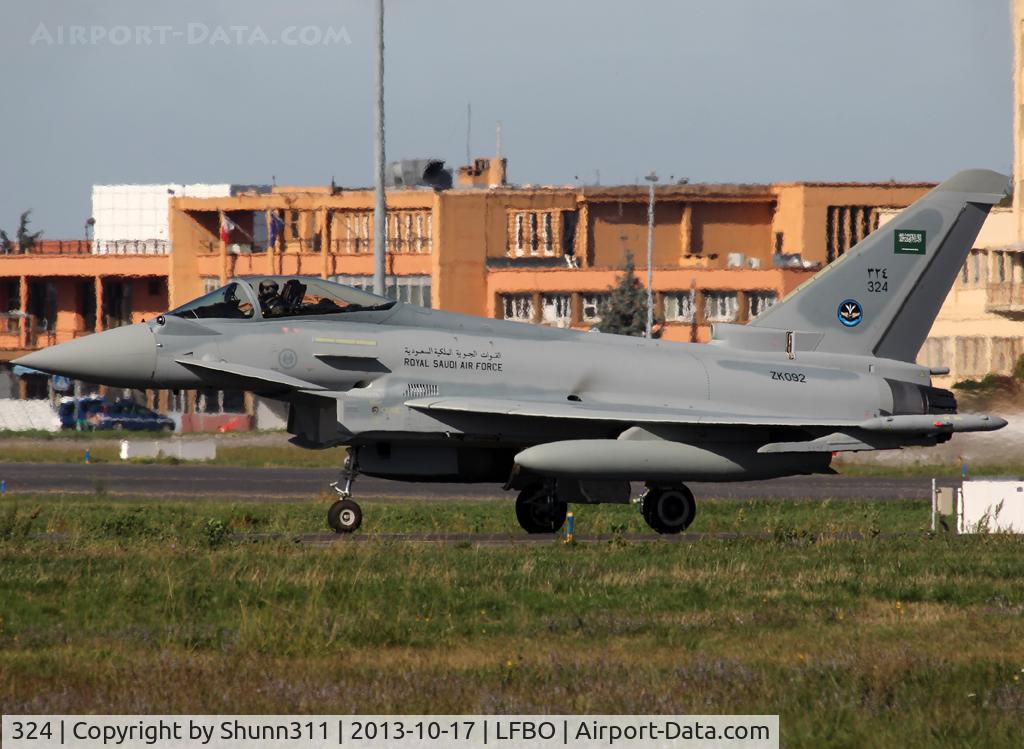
933 169 1010 203
859 413 1008 434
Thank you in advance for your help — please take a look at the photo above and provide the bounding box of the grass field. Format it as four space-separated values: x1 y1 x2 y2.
2 495 1024 747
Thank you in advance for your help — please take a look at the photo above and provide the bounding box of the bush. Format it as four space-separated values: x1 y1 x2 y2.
1013 353 1024 381
204 518 229 548
97 508 152 539
0 502 40 541
952 373 1018 393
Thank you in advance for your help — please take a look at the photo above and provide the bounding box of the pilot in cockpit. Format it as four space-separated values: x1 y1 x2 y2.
258 280 286 318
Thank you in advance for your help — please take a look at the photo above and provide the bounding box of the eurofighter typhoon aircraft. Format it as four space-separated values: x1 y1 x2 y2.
16 170 1010 534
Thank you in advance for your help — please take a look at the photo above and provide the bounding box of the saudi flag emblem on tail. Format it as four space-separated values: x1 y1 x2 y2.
894 229 926 255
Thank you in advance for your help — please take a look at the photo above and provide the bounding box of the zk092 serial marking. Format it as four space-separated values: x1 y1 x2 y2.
770 370 806 383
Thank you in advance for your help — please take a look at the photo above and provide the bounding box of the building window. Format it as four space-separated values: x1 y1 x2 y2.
747 291 778 319
331 274 432 308
501 293 535 322
826 206 881 262
197 388 246 415
508 211 558 257
562 210 579 257
919 337 952 372
169 389 189 414
703 291 738 323
955 336 987 379
222 390 246 413
202 276 220 294
541 293 571 327
664 291 695 323
340 212 372 254
991 337 1024 374
389 275 432 307
344 209 431 254
414 213 432 253
962 249 989 288
581 293 607 323
333 274 372 292
972 249 985 287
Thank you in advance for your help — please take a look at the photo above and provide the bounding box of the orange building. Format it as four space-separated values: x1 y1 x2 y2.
168 158 931 344
0 158 932 423
0 240 168 397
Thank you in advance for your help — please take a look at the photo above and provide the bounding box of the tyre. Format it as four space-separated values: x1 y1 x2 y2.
641 484 696 534
327 499 363 533
515 485 567 534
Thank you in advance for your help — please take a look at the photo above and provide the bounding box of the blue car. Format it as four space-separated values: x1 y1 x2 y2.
59 397 175 432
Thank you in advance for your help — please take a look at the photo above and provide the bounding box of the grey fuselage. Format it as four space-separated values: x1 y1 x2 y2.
144 301 934 481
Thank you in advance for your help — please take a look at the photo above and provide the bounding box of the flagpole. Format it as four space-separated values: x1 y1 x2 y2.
219 211 229 286
372 0 387 296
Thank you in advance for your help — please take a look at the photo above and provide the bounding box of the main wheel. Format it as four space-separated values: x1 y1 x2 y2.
515 485 568 534
641 484 696 534
327 498 363 534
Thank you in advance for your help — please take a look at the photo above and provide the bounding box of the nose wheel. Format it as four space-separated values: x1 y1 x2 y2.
327 498 363 533
327 451 363 534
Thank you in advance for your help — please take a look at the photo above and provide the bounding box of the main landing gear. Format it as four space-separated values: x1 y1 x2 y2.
327 452 363 533
515 482 568 534
640 483 697 534
511 481 697 535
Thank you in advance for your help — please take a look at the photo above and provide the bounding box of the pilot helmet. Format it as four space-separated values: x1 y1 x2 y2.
258 279 279 298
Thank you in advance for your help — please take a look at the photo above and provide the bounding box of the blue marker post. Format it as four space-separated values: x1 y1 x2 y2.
84 449 91 465
564 511 575 543
961 461 968 481
1 479 6 496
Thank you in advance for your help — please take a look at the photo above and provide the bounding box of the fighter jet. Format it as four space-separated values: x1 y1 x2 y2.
15 170 1009 534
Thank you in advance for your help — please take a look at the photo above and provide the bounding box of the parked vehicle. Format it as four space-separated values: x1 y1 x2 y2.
57 395 105 429
58 396 175 432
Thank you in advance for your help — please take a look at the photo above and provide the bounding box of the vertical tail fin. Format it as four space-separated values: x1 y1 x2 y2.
750 169 1009 361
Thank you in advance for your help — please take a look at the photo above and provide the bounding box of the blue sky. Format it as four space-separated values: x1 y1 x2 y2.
0 0 1012 237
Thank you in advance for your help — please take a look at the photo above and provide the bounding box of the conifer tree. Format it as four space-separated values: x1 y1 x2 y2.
596 251 658 337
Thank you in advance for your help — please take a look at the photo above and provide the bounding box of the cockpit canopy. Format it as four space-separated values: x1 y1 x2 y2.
166 276 396 321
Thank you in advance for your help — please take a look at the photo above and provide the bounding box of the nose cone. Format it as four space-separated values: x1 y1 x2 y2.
13 324 156 387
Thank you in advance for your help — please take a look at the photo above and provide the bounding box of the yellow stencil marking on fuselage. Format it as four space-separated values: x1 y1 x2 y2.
313 337 378 346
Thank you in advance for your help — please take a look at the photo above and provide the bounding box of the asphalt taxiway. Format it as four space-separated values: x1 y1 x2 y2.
0 462 937 501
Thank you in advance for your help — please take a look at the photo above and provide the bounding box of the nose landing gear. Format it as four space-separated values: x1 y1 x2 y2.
327 452 363 533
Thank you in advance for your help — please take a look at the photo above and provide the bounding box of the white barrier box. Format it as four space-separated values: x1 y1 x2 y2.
119 440 217 462
959 480 1024 533
118 441 160 460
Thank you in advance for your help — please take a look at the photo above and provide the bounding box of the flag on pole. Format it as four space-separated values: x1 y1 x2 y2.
267 211 284 248
219 214 237 244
